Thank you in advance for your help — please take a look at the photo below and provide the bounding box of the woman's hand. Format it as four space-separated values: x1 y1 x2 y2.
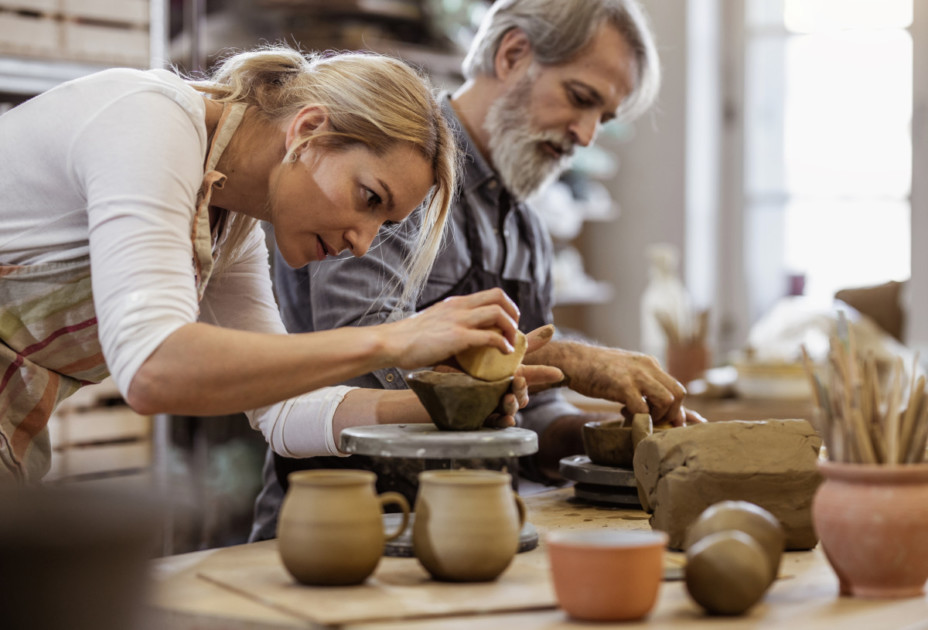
484 325 564 427
381 288 522 369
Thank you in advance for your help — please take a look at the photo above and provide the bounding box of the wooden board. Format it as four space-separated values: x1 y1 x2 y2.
198 540 558 626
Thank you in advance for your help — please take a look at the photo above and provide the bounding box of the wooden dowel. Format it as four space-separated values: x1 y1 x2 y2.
885 357 905 465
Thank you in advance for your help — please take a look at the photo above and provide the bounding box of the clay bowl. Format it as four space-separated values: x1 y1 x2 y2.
582 418 634 468
405 370 512 431
547 529 668 621
683 500 785 585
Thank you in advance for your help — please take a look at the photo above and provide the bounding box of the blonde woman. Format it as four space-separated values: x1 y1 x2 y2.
0 46 562 483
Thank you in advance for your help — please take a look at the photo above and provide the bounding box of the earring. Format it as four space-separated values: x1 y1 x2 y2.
288 151 299 163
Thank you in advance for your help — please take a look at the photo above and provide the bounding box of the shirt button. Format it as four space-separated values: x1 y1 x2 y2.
385 373 395 383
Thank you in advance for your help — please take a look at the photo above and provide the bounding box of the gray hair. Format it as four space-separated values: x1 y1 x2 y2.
462 0 660 121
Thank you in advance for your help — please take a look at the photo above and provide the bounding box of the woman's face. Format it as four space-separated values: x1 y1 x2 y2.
270 141 433 268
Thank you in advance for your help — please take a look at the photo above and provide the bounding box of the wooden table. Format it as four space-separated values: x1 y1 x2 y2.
145 487 928 630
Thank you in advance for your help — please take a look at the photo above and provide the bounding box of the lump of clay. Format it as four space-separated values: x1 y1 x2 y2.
455 329 527 382
405 370 512 431
685 530 771 615
633 419 822 550
684 500 785 585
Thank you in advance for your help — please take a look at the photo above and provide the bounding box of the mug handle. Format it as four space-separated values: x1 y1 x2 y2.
379 492 410 541
513 493 527 528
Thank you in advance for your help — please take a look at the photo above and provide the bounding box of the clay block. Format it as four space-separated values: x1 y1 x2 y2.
633 419 822 550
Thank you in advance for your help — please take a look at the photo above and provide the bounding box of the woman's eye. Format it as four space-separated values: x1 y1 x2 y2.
365 188 382 208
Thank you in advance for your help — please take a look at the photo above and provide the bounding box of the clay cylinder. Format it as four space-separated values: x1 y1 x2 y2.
684 500 785 585
277 469 409 586
413 469 525 582
685 530 771 615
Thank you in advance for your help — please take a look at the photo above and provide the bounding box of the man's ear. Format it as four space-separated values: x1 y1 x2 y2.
286 105 329 154
494 28 533 82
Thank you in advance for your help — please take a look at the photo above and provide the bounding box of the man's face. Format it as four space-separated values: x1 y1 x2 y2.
485 22 636 200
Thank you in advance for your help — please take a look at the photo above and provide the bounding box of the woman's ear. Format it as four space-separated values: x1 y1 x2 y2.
494 28 533 82
285 105 329 155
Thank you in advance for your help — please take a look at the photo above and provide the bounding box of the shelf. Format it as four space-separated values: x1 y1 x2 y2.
0 55 113 95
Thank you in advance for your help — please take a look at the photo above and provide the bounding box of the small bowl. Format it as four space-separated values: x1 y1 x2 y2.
405 370 512 431
582 419 633 467
547 529 668 621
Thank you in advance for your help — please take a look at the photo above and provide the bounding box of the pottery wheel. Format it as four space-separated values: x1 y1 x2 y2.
559 455 642 508
382 513 538 558
340 424 538 459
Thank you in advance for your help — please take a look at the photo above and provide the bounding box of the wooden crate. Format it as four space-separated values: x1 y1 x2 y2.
61 0 148 26
62 20 149 67
0 11 61 58
47 379 154 484
0 0 150 67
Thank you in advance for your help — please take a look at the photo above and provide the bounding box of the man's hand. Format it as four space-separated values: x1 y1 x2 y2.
525 340 702 427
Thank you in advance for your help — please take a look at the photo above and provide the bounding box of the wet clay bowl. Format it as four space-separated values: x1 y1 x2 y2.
547 529 668 621
582 418 633 467
405 370 512 431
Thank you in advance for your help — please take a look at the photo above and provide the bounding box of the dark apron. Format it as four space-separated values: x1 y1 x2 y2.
274 190 548 506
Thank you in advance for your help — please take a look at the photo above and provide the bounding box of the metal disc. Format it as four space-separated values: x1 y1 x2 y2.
558 454 637 487
382 512 539 557
340 424 538 459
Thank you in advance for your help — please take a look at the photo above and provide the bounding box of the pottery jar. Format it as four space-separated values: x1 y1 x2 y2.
413 469 526 582
812 461 928 598
277 469 409 586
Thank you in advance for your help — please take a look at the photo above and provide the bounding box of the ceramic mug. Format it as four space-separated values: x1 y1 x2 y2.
277 469 409 586
413 469 526 582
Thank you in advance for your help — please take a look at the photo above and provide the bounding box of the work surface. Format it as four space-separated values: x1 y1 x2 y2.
146 487 928 630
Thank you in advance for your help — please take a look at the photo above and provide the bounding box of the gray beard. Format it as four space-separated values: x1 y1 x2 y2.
484 75 574 201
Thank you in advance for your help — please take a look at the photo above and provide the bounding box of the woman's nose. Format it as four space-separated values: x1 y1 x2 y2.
348 219 381 257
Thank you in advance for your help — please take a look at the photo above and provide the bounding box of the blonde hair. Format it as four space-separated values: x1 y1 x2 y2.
463 0 660 122
189 45 457 305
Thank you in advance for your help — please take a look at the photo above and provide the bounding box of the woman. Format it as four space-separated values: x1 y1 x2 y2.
0 46 562 483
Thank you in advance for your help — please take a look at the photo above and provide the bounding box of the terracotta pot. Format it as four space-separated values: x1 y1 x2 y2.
666 341 709 386
547 529 667 621
413 470 526 582
812 461 928 598
278 469 409 586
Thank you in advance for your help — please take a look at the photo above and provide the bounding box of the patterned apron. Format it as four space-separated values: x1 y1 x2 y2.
0 101 246 483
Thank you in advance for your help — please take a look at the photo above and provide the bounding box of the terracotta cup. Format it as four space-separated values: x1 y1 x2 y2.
277 469 409 586
812 461 928 598
666 341 709 386
413 469 526 582
547 529 668 621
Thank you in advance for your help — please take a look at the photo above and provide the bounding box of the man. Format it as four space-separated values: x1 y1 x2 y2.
250 0 701 541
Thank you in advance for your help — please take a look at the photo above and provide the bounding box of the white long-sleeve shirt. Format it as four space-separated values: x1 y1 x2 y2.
0 67 350 457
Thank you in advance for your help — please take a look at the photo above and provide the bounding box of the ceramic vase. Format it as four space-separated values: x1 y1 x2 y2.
812 461 928 598
277 469 409 586
413 469 526 582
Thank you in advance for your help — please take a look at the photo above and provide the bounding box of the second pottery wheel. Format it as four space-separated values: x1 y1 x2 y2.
559 454 642 508
340 424 538 459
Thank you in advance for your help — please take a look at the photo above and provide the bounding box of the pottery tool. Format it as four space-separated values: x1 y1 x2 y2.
655 307 710 347
800 318 927 465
